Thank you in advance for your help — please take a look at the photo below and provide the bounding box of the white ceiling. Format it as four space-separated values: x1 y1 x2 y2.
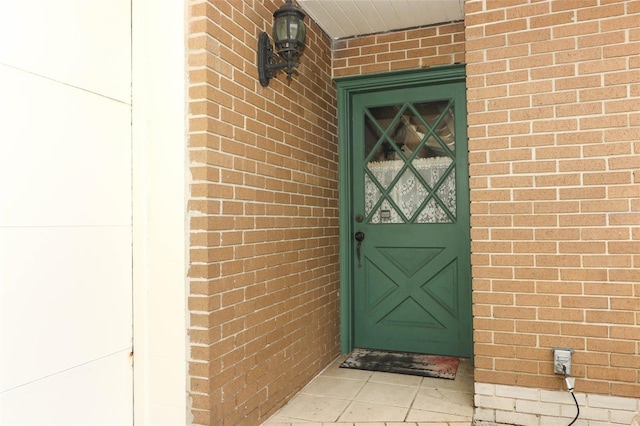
297 0 464 40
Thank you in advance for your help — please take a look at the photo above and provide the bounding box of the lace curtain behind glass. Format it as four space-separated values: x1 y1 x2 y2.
365 156 455 224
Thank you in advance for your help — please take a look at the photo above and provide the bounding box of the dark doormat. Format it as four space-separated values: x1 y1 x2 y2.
340 348 459 380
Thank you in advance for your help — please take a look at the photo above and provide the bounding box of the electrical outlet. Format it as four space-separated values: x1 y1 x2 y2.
553 348 573 375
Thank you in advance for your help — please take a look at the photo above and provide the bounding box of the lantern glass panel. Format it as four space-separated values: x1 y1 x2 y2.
273 15 305 61
273 17 288 44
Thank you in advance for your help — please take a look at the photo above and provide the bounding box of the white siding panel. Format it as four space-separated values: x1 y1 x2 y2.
0 349 132 425
0 66 131 228
0 0 131 102
0 226 132 392
0 1 133 423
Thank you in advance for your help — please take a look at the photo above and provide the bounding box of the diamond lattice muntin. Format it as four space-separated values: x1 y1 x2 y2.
364 101 456 224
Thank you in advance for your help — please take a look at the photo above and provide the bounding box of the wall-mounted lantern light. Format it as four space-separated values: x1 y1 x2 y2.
257 0 306 87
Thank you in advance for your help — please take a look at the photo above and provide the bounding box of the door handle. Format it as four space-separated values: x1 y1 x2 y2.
355 231 365 268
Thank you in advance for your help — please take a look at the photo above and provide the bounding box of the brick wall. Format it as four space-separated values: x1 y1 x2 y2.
187 1 340 424
332 21 465 78
466 0 640 402
184 0 639 423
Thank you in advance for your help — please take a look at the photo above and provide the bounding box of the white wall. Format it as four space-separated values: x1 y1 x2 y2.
0 1 133 424
475 383 640 426
0 0 188 424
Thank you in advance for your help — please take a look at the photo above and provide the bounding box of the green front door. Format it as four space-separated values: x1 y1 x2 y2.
340 68 471 358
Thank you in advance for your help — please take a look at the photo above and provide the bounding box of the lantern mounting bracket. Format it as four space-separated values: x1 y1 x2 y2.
258 31 299 87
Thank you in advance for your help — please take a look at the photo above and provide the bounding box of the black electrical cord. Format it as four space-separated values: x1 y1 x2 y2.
568 391 579 426
562 365 580 426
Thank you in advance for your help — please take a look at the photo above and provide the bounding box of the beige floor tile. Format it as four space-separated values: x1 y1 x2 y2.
262 356 475 426
406 407 472 423
261 416 318 425
457 358 474 375
274 394 351 423
420 377 472 394
301 376 366 399
353 423 386 426
290 423 323 426
354 381 419 408
415 423 471 426
321 423 355 426
261 420 291 426
321 423 354 426
338 401 408 422
386 423 421 426
413 423 449 426
415 423 463 426
411 388 474 417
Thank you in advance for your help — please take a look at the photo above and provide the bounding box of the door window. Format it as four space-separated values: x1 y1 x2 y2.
364 101 456 224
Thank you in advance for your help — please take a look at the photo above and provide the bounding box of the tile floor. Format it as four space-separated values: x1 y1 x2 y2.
262 354 474 426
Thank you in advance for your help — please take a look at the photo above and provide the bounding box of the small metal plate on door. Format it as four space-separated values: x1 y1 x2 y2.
380 209 391 219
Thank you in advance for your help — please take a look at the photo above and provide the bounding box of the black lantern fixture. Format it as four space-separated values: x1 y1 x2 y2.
257 0 306 87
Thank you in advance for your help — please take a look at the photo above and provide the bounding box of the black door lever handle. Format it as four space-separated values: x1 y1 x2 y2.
355 231 365 267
